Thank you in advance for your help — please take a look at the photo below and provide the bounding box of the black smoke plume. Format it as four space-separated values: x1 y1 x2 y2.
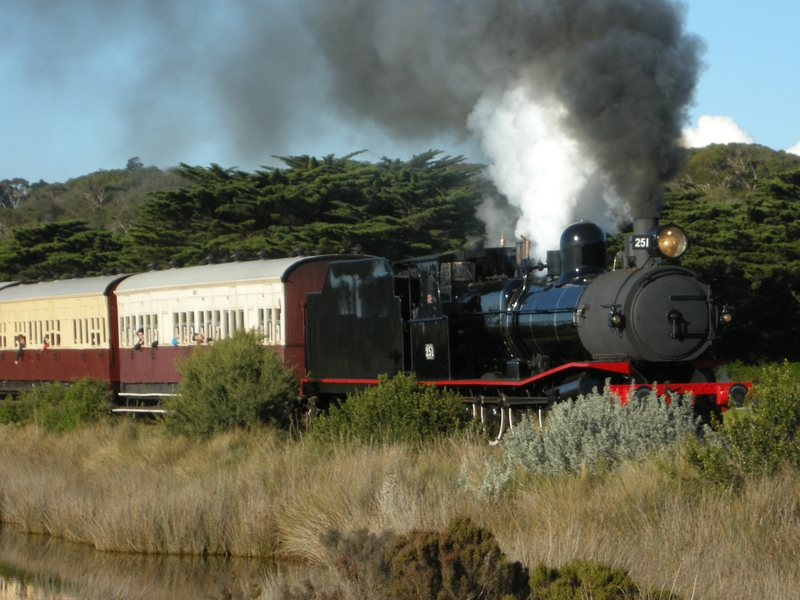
309 0 704 220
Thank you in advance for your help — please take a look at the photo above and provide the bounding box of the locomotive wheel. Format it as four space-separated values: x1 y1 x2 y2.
483 406 536 445
479 403 504 445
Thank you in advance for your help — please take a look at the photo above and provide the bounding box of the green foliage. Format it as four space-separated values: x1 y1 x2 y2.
677 143 800 199
0 178 31 209
529 560 636 600
0 220 124 280
122 152 490 269
0 378 110 432
686 361 800 485
529 559 678 599
658 144 800 362
503 388 697 476
0 165 187 235
163 330 298 438
308 373 472 446
385 517 529 600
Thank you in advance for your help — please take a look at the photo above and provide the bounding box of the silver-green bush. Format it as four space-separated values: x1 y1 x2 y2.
503 388 697 475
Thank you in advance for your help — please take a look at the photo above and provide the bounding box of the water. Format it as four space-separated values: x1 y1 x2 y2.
0 527 274 600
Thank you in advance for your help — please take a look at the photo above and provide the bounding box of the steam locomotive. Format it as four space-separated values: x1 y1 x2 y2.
0 216 748 436
303 217 750 438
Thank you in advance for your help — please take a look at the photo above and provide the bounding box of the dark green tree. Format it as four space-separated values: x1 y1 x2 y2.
658 145 800 362
121 152 490 270
0 178 30 209
0 220 124 280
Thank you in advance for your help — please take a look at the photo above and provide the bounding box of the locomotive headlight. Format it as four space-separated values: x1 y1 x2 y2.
656 225 689 259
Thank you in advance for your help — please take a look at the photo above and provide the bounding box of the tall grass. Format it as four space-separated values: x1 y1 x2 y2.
1 421 799 599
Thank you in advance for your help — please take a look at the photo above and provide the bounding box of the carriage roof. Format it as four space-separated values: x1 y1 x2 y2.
114 255 347 294
0 275 128 302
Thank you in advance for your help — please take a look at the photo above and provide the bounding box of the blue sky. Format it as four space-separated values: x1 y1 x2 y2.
684 1 800 152
1 0 798 184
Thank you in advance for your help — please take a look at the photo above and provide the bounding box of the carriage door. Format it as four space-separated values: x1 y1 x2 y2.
409 260 450 380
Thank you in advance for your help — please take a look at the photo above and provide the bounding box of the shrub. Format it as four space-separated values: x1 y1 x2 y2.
385 517 529 599
686 361 800 485
308 373 472 446
163 329 297 438
529 560 636 599
0 377 110 432
529 560 679 599
278 521 676 600
503 388 697 476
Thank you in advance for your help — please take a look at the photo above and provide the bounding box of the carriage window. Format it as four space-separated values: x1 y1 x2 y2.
180 312 188 343
237 309 244 331
172 312 179 344
203 310 214 342
275 308 281 342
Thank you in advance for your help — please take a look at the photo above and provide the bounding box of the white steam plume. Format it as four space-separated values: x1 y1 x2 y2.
468 87 597 256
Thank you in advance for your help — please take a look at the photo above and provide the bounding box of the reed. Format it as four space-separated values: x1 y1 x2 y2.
1 422 799 599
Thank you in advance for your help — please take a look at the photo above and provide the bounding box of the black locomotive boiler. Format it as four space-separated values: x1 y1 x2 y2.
302 218 749 438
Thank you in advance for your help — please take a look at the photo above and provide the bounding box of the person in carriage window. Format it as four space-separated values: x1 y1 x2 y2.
133 327 144 350
14 334 26 364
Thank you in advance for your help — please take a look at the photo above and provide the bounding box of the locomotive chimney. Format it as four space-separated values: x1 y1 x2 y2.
632 217 658 267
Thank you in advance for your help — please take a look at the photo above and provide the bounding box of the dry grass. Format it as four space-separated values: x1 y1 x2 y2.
1 421 799 599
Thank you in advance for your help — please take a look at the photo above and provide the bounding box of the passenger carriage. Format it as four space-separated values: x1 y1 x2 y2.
113 255 360 406
0 275 129 395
